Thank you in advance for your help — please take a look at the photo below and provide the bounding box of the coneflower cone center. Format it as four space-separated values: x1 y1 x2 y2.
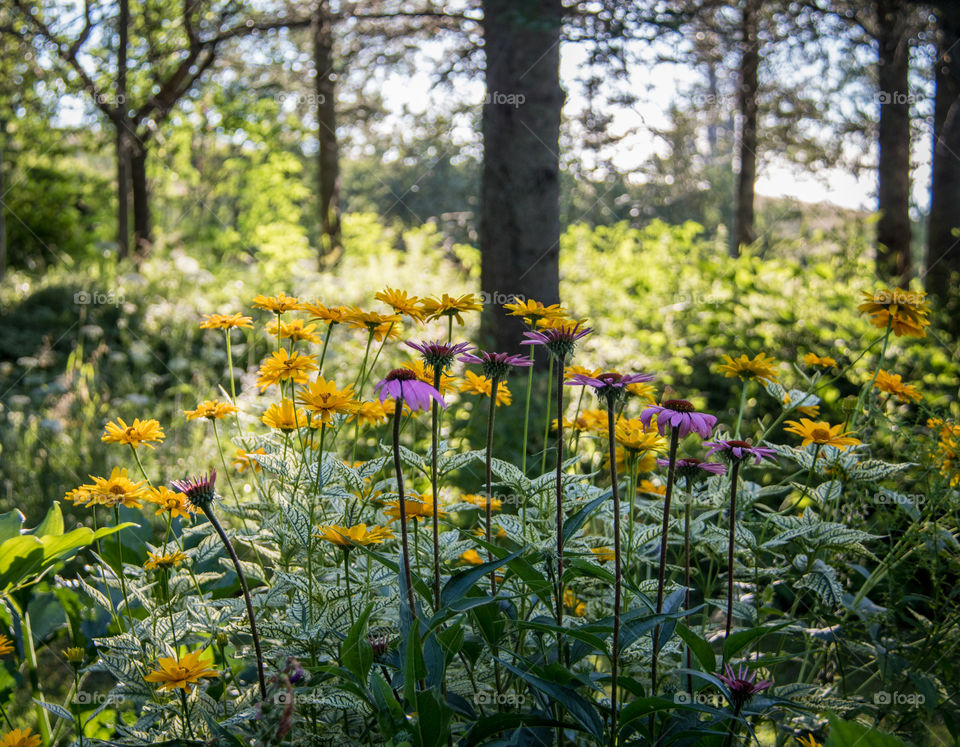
663 399 695 412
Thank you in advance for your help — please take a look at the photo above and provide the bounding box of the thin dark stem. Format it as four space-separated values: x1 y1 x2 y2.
485 377 499 594
726 460 742 640
344 549 355 627
606 396 621 747
202 505 267 699
652 427 680 694
684 483 692 696
431 367 443 610
392 396 417 620
555 359 566 634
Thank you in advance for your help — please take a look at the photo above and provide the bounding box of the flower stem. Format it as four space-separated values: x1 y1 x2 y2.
344 549 355 627
651 427 680 694
201 504 267 699
485 377 500 594
733 381 749 439
605 396 622 746
554 359 566 638
725 460 742 640
392 396 418 620
430 366 443 611
225 329 237 402
683 481 693 695
318 322 334 376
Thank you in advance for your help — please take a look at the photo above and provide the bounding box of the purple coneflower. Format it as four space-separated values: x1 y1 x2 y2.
566 371 655 402
406 340 474 372
718 663 772 710
641 399 717 439
705 439 777 465
660 457 727 477
376 368 446 412
458 350 533 378
521 322 592 361
171 469 217 509
174 469 266 698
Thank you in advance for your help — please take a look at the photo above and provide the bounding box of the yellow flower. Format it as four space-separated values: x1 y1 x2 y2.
626 381 657 403
638 479 666 496
297 377 359 423
199 312 253 330
297 300 349 323
473 525 507 540
420 293 483 325
460 549 484 565
145 487 196 519
783 392 820 418
796 736 823 747
563 589 587 617
784 419 861 450
234 447 266 473
0 728 42 747
873 370 922 403
256 350 318 392
385 499 446 523
564 366 603 381
0 634 13 656
101 417 165 449
266 318 321 344
63 646 85 665
184 400 239 421
717 352 779 384
459 371 512 406
343 307 402 332
350 400 390 426
376 287 426 321
535 315 587 331
858 287 930 338
402 360 459 395
372 320 403 342
252 293 300 314
315 524 395 547
575 409 609 433
615 418 666 455
459 493 502 511
504 299 568 327
262 399 307 431
591 546 614 563
144 550 188 570
802 352 836 368
81 467 147 509
144 649 218 692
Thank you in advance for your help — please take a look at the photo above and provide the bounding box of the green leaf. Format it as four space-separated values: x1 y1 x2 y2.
825 713 908 747
498 659 604 739
0 510 25 543
723 621 790 661
675 624 716 673
439 548 522 609
562 490 610 544
33 698 73 722
795 557 845 608
341 603 374 683
32 502 64 538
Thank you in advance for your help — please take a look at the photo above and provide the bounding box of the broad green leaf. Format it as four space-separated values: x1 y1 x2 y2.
723 621 790 661
562 489 610 544
825 713 907 747
498 659 604 739
675 624 716 673
0 510 25 543
440 548 522 608
341 603 374 683
32 502 64 538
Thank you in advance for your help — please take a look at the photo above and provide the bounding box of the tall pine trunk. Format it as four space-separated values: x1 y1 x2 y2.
131 139 152 255
875 0 911 283
313 1 342 267
480 0 564 351
732 0 760 256
927 2 960 315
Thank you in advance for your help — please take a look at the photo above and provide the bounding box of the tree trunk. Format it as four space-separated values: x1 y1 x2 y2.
0 117 6 282
875 0 911 283
732 0 760 256
131 138 152 255
926 2 960 310
313 1 342 268
115 0 130 259
480 0 564 351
